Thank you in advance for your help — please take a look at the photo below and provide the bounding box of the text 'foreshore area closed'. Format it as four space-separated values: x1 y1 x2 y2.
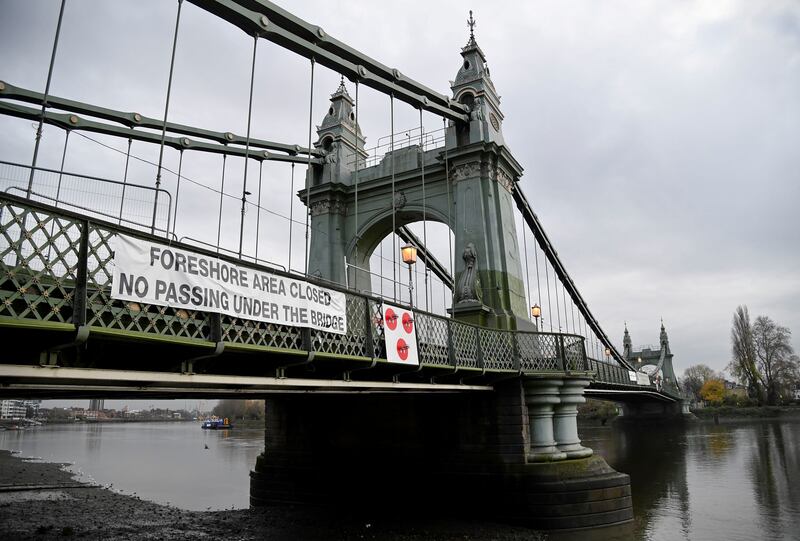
111 234 347 334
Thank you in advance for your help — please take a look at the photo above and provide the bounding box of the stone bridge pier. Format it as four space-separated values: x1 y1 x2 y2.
250 374 633 530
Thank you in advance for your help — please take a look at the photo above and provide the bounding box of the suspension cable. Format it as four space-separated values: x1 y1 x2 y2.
390 93 397 301
27 0 66 198
353 79 360 285
238 34 258 258
119 138 132 225
561 280 569 333
554 264 562 331
152 0 184 234
443 117 454 316
419 108 429 312
533 238 543 330
171 149 183 238
303 57 316 276
544 258 553 331
216 152 227 253
255 160 264 261
522 227 532 321
54 129 70 207
571 297 577 336
46 128 70 261
288 163 295 270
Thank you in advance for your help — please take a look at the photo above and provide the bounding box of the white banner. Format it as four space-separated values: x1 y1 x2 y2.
628 371 638 383
636 372 651 386
111 234 347 334
382 303 418 365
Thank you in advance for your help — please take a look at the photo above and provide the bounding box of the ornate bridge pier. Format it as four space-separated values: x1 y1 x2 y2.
251 374 633 529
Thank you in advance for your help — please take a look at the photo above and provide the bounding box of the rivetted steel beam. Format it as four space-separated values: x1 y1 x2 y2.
0 101 321 165
186 0 470 123
397 225 453 290
0 80 321 158
513 186 634 371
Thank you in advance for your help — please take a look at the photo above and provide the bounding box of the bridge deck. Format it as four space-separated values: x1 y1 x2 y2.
0 193 676 401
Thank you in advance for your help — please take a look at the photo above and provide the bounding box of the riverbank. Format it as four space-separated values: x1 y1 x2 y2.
691 405 800 422
0 450 545 540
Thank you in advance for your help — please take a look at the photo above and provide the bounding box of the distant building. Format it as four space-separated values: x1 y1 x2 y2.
0 399 40 420
722 379 747 398
793 387 800 401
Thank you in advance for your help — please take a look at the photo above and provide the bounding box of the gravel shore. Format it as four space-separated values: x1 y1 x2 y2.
0 450 546 540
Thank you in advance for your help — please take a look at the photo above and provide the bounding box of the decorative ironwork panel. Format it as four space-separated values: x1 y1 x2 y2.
415 312 450 366
516 332 560 371
0 201 81 324
311 293 369 358
368 299 384 359
562 335 586 371
479 328 515 370
450 320 478 368
220 314 302 350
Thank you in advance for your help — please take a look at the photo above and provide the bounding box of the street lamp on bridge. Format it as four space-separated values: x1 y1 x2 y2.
401 243 417 308
604 347 611 362
531 304 541 329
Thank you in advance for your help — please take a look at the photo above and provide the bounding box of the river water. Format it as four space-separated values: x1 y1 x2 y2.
2 419 799 539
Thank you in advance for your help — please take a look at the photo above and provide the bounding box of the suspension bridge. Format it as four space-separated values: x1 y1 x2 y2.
0 0 686 531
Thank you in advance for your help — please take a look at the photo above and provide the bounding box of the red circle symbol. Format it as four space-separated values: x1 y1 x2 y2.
402 312 414 334
385 308 398 331
396 338 409 361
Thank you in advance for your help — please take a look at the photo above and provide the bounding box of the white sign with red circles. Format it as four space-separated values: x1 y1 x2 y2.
381 303 418 366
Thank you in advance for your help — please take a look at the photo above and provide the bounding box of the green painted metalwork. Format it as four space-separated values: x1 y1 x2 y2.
186 0 470 122
0 84 320 165
0 193 603 384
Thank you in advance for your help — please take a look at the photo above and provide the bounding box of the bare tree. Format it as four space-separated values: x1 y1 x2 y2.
728 305 763 404
752 316 796 405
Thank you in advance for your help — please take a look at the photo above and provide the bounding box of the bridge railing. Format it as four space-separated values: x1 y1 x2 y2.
588 357 655 387
0 160 172 239
0 192 598 378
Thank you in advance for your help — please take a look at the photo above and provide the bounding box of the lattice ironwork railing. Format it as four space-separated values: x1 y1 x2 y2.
0 193 626 378
450 320 479 369
480 328 516 371
589 357 653 387
414 312 450 367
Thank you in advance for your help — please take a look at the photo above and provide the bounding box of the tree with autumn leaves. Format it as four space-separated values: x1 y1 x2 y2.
700 379 726 405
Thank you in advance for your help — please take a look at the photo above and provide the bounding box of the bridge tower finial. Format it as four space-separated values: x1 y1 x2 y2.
467 10 476 43
660 319 670 353
623 323 632 361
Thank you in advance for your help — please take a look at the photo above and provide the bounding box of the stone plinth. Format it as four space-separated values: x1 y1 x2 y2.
523 378 566 461
554 376 594 459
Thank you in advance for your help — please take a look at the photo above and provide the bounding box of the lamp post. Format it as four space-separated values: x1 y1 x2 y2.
400 243 417 308
604 347 611 362
531 304 541 330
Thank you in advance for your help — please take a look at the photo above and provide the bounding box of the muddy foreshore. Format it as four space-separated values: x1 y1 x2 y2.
0 450 545 540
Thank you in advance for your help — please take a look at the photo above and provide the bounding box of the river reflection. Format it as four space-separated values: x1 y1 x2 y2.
2 419 800 539
578 419 800 541
0 422 264 511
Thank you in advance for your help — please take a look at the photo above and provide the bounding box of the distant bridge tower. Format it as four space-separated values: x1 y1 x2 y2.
627 321 680 395
303 25 530 330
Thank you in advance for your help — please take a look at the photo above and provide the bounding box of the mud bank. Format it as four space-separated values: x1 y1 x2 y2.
0 450 545 540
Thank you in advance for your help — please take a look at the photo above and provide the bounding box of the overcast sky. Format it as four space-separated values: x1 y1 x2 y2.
1 0 798 409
